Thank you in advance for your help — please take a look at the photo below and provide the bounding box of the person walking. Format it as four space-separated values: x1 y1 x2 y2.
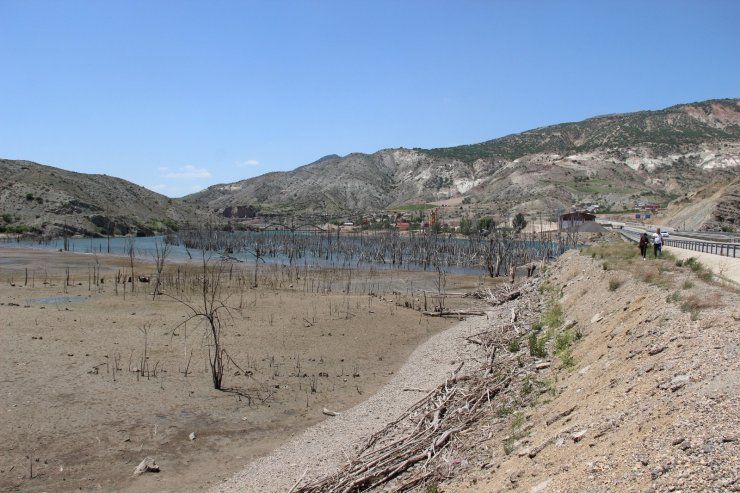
652 228 663 258
639 232 649 260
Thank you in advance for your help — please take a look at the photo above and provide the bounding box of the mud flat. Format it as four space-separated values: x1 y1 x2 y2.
0 247 491 492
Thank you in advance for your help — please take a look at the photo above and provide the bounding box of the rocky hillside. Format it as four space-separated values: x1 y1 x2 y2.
0 159 197 236
662 175 740 232
450 246 739 493
703 176 740 231
186 99 740 225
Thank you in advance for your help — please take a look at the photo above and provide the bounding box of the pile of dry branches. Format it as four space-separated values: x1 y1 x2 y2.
296 279 542 492
466 283 522 306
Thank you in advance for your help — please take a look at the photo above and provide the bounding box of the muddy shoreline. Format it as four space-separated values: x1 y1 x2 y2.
0 247 494 492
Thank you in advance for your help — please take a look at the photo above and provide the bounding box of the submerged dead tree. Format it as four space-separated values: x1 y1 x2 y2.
151 238 171 300
177 228 570 276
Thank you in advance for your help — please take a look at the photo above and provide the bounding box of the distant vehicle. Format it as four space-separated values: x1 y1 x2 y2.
661 231 670 238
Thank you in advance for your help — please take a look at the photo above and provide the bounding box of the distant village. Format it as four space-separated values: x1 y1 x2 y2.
213 199 665 236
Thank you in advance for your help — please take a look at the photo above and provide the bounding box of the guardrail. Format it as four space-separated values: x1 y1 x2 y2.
664 239 738 258
667 232 740 243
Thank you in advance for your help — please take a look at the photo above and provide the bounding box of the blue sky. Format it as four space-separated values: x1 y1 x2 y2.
1 0 738 197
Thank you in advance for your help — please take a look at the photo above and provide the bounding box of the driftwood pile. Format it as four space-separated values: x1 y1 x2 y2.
465 284 522 305
296 279 543 492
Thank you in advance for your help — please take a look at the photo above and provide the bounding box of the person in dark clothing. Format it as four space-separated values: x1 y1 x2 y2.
639 233 649 260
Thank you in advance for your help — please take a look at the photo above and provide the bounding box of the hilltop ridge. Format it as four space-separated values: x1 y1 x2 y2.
2 99 739 236
186 98 740 230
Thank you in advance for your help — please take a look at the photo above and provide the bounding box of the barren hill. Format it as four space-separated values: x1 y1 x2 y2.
0 159 197 236
3 99 739 235
662 175 740 231
187 99 740 228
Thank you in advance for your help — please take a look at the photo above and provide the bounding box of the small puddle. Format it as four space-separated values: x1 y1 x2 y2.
28 295 91 305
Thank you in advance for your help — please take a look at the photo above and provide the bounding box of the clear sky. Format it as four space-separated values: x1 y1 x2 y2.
1 0 738 198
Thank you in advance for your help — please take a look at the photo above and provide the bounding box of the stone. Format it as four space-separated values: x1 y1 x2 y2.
133 457 160 476
670 375 690 391
531 479 552 493
572 430 588 442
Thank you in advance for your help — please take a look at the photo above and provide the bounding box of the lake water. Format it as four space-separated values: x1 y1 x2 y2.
1 232 569 276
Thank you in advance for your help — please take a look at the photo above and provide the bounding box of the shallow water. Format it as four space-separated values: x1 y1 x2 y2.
28 295 90 304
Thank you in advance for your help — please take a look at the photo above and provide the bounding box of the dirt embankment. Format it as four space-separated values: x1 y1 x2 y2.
451 249 739 492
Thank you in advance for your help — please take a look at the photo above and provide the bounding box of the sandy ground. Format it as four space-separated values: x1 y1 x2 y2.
0 247 492 492
663 245 740 285
211 292 497 493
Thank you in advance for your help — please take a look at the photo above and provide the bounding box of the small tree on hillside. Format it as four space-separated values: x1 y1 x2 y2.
459 215 473 235
513 213 527 233
478 216 495 233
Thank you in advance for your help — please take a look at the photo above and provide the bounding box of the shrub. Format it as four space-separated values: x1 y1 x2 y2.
542 302 564 329
528 332 548 358
555 330 575 353
425 484 440 493
508 338 521 353
680 294 717 320
685 257 702 272
521 375 534 395
559 349 575 368
608 279 623 291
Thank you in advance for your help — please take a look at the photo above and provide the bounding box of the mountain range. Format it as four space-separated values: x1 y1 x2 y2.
2 98 738 235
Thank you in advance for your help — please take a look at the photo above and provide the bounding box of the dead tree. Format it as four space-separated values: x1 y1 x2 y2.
169 253 233 390
152 238 171 300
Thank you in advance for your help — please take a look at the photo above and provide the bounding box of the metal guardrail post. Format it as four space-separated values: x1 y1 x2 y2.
664 238 738 258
